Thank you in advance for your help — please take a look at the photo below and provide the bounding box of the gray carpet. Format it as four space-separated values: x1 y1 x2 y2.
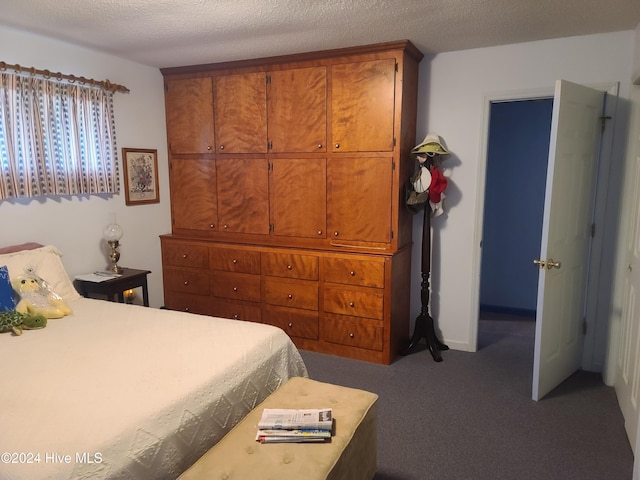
299 314 634 480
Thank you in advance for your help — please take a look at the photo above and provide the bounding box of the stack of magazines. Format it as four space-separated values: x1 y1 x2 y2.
255 407 333 443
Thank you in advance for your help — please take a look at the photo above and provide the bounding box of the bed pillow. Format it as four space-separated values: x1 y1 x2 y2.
0 245 80 302
0 265 16 311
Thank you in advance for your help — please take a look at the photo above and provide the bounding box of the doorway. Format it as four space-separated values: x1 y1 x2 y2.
479 98 554 339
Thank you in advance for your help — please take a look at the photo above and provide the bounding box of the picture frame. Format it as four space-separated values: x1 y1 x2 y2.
122 148 160 206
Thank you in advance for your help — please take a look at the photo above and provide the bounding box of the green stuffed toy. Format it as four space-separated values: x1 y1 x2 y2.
0 310 47 336
12 276 71 319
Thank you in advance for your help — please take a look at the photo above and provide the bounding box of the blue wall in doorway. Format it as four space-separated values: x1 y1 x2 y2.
480 98 553 315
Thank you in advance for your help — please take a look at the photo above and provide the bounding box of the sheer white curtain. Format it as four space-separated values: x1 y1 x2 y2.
0 73 120 200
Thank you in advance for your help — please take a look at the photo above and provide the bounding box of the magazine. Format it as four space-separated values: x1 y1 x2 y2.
255 429 331 444
257 408 333 431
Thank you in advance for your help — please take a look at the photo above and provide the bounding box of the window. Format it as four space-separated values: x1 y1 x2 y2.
0 72 120 200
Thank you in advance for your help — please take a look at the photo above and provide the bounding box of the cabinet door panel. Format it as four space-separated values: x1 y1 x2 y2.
170 158 217 232
327 157 393 242
268 67 327 153
214 72 267 153
270 158 326 238
165 77 214 154
216 158 269 234
331 59 395 152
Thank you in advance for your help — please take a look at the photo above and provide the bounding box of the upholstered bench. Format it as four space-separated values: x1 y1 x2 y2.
179 376 379 480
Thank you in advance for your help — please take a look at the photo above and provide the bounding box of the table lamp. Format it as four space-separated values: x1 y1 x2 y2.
103 221 124 274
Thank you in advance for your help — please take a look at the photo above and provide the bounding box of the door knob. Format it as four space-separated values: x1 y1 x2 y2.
533 258 562 269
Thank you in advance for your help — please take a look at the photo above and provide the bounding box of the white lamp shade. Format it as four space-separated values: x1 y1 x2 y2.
103 223 123 242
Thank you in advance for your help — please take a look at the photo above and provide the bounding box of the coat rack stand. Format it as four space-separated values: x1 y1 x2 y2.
401 200 449 362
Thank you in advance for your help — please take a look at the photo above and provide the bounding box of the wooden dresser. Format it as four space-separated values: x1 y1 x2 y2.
160 40 423 364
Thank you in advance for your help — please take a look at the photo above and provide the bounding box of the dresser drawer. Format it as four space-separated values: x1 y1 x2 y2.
164 267 210 295
211 299 261 322
164 291 212 315
323 257 385 288
264 279 318 311
261 252 318 280
211 272 261 302
324 285 384 320
324 314 383 351
263 306 319 340
210 247 261 274
163 243 209 268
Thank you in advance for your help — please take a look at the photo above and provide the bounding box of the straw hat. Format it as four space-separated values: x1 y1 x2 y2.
411 133 449 155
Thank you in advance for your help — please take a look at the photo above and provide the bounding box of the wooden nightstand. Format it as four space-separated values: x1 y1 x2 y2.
75 268 152 306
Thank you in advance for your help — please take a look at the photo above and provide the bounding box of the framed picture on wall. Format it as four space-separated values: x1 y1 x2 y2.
122 148 160 206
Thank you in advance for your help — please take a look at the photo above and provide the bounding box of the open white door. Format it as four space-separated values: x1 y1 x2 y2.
616 118 640 455
532 80 604 401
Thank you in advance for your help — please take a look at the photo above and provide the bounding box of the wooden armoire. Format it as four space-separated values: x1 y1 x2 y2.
160 40 423 364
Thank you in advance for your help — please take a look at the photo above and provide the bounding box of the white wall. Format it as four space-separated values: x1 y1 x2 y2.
412 31 636 352
0 26 170 308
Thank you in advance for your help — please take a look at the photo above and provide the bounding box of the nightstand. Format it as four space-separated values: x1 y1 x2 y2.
75 268 152 306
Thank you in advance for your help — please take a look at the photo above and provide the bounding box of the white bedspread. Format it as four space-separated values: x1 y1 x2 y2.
0 298 307 480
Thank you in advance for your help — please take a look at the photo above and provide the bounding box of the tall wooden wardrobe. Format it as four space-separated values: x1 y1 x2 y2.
160 40 423 364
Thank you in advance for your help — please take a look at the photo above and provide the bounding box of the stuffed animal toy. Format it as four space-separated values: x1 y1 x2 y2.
0 310 47 335
12 276 71 319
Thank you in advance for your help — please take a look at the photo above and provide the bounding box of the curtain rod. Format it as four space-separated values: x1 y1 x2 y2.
0 61 129 93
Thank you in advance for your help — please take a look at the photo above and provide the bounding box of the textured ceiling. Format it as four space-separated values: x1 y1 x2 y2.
1 0 639 68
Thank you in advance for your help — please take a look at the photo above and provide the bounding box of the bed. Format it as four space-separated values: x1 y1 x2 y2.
0 244 308 480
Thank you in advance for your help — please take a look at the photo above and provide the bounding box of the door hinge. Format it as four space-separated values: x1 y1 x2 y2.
268 161 273 171
390 230 394 240
395 62 398 72
266 75 271 85
591 223 596 237
267 140 273 150
600 115 612 133
269 223 275 232
392 160 396 171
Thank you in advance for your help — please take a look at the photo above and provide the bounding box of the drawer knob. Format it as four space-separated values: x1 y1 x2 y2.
184 307 190 312
184 281 189 286
182 254 188 258
349 333 354 338
219 145 225 150
349 302 355 307
207 145 212 151
350 271 355 276
287 265 292 270
234 314 239 319
317 230 323 235
233 259 238 264
317 144 322 149
335 143 340 149
223 224 228 229
334 231 339 237
288 294 293 299
233 287 238 292
210 224 215 229
288 322 293 328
